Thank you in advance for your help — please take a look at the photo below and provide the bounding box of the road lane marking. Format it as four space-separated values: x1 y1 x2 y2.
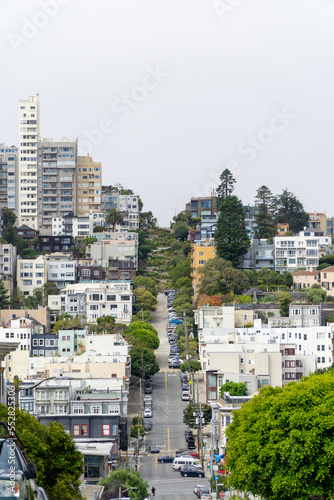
155 454 158 469
167 427 171 451
165 370 167 388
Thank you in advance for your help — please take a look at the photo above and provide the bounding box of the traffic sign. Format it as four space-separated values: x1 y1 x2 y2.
215 476 219 481
189 380 193 384
213 465 218 471
220 492 225 498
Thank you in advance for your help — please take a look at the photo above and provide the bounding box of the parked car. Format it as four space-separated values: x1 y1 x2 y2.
144 385 152 394
193 485 210 497
144 420 152 431
170 318 183 324
180 465 205 478
0 421 46 499
177 450 199 459
169 360 181 368
157 455 174 463
144 408 153 418
144 395 152 403
185 430 194 439
182 383 189 391
182 391 190 401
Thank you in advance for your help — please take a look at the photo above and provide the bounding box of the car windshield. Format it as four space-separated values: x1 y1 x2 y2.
0 441 23 472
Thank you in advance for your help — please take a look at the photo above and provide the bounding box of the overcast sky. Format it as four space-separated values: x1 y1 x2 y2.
1 0 334 226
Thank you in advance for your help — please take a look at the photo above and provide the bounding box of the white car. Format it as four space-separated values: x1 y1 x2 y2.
144 395 152 403
182 391 190 401
144 408 152 418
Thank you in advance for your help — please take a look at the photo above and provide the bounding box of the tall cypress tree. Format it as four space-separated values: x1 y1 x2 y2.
0 279 10 309
215 195 250 268
216 169 236 203
254 185 277 239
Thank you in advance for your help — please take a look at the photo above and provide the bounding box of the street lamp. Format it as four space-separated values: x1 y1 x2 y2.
117 486 137 499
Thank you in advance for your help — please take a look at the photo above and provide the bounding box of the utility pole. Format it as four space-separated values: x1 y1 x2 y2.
184 310 191 397
136 352 144 471
199 401 204 470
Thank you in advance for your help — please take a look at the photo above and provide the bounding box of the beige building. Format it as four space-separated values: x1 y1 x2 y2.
16 255 48 296
18 94 41 229
0 307 51 332
292 269 319 290
319 266 334 297
76 155 102 215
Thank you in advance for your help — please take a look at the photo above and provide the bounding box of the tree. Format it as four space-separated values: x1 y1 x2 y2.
279 292 291 316
173 221 189 241
106 208 124 231
216 168 236 203
274 188 309 234
133 276 157 297
128 321 158 335
43 282 59 303
198 258 249 296
180 360 201 373
0 406 83 500
0 279 10 309
183 402 212 429
215 196 250 267
254 185 277 239
307 287 326 304
52 314 86 334
220 381 248 397
226 372 334 500
26 287 44 309
3 207 16 227
320 255 334 266
134 288 157 312
130 346 160 377
140 211 157 228
100 468 148 500
130 329 160 350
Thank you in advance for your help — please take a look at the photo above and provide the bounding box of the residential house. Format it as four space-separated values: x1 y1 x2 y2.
47 252 77 291
16 255 47 296
0 243 17 296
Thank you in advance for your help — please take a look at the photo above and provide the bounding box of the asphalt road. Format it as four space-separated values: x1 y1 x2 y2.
139 293 211 499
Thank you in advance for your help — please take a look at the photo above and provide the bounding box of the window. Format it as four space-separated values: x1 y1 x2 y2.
102 424 110 436
81 424 88 436
91 406 101 414
121 295 130 301
108 404 120 414
112 424 118 436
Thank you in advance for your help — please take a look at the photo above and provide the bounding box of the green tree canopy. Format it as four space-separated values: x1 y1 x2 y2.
171 259 191 286
130 345 160 377
173 221 189 241
0 406 83 500
134 288 157 312
198 257 249 296
180 360 202 373
100 468 148 500
274 188 309 234
215 195 250 267
130 329 160 350
0 279 10 309
183 402 212 429
128 321 158 335
254 185 277 239
52 314 86 334
279 291 291 316
217 168 236 203
220 381 248 397
226 372 334 500
133 276 157 297
307 287 326 303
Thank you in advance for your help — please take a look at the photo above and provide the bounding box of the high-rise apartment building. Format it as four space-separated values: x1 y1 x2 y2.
76 155 102 215
0 144 19 214
37 138 78 233
102 192 140 229
18 95 40 229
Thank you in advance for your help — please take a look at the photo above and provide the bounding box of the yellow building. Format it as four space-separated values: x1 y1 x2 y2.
192 239 216 295
76 155 102 215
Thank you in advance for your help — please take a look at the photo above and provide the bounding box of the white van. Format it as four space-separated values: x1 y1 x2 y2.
172 456 201 470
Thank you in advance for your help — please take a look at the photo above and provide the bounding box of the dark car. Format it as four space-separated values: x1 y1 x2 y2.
149 446 160 453
187 441 196 450
144 384 152 394
144 420 152 431
193 485 210 497
180 465 205 478
0 421 45 499
185 430 194 439
157 455 174 463
182 383 189 391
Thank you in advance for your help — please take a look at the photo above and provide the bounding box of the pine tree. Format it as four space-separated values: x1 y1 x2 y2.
254 185 277 239
215 195 250 267
0 279 10 309
274 188 309 234
216 169 236 204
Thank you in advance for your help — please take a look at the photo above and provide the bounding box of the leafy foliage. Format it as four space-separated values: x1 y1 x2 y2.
130 345 160 377
0 406 83 500
274 188 309 234
220 381 248 397
105 208 124 231
0 279 10 309
183 402 212 429
100 468 148 500
133 276 157 297
198 258 249 296
215 195 250 267
134 288 157 312
130 329 160 350
279 292 291 316
226 372 334 500
52 314 86 334
180 360 201 372
217 168 236 202
307 287 326 303
173 221 189 241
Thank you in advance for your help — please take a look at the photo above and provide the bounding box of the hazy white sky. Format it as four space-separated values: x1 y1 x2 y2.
1 0 334 226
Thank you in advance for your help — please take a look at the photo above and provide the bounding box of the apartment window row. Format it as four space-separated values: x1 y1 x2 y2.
73 424 118 437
